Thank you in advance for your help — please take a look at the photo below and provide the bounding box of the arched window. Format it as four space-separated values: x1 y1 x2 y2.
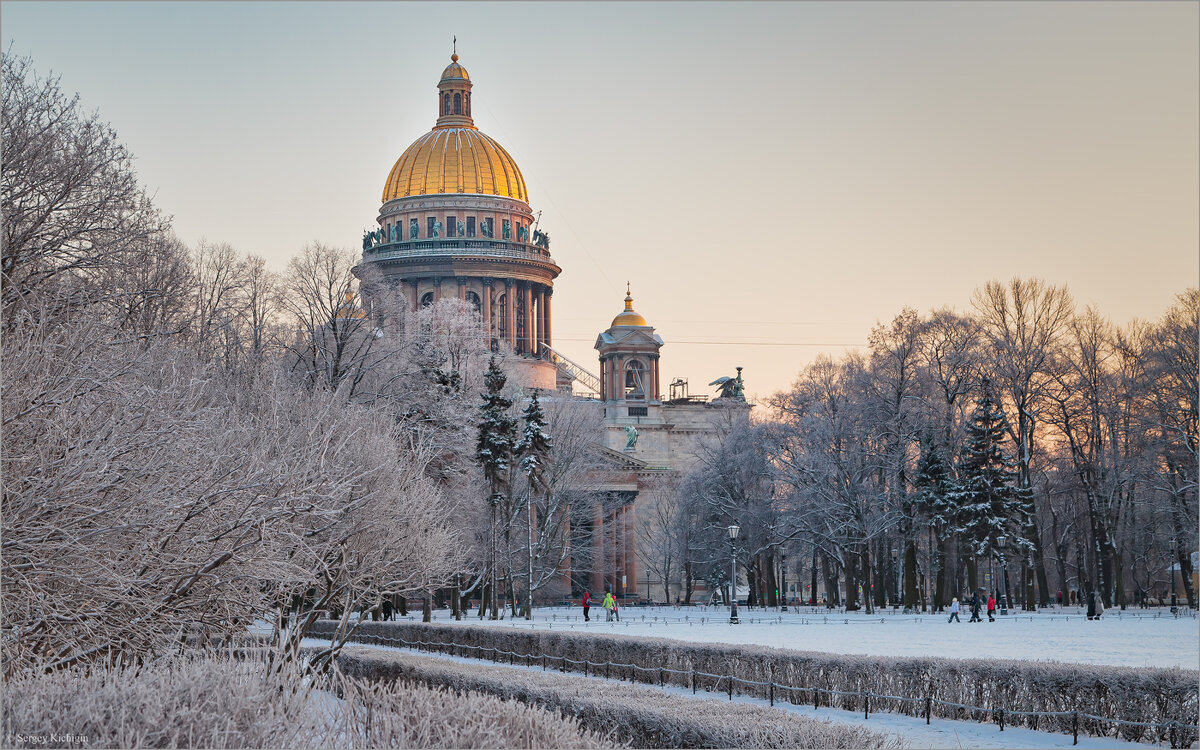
420 292 434 308
453 92 462 114
497 293 508 341
624 359 646 400
443 93 451 115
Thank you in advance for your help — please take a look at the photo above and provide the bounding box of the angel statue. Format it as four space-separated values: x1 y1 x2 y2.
624 425 639 450
709 366 746 402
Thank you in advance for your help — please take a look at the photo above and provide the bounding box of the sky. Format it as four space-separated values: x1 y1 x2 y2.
4 2 1197 401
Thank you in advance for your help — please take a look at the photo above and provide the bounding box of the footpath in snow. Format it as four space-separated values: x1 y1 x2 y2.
424 604 1199 669
300 637 1156 749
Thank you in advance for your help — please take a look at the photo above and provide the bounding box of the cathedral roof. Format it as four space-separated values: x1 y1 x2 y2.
381 54 530 204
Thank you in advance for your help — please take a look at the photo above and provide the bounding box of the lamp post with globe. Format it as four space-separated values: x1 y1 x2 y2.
728 525 740 624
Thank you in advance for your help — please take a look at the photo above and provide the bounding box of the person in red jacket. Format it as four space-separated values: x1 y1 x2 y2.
987 593 997 621
582 590 591 622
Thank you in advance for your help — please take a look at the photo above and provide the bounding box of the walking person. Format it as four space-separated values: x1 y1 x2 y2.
602 590 615 621
968 590 982 622
1086 590 1097 620
987 593 996 622
948 597 961 623
612 597 620 622
582 590 591 622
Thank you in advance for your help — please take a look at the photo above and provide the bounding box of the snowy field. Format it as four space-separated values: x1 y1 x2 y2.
410 604 1199 669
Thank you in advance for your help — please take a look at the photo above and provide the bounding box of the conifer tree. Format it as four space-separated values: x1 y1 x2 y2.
914 433 956 609
952 378 1032 591
477 356 516 619
515 390 552 619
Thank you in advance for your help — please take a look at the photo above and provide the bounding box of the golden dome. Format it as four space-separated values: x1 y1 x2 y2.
441 60 469 80
382 128 529 202
381 53 530 203
611 283 648 327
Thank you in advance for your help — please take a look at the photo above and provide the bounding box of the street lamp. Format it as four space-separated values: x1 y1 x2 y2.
728 524 740 624
780 549 788 613
997 535 1009 616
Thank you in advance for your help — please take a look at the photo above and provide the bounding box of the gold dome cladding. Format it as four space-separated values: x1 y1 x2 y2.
610 282 648 327
382 128 529 202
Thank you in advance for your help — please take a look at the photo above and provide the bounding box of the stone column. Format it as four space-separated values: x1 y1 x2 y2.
624 501 637 600
505 280 516 350
433 278 442 304
523 283 534 356
591 504 605 595
409 280 420 312
457 276 467 301
544 289 552 348
481 278 493 345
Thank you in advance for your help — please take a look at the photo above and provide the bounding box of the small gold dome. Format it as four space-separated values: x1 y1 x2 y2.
441 60 469 81
610 283 648 327
382 128 529 202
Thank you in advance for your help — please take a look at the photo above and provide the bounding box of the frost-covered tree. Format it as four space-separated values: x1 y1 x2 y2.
477 355 516 619
516 391 551 618
914 433 957 610
952 378 1032 598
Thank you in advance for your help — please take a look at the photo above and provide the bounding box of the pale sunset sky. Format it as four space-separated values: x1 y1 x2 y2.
4 2 1197 400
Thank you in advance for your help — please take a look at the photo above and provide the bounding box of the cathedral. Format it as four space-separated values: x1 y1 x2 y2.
356 53 750 602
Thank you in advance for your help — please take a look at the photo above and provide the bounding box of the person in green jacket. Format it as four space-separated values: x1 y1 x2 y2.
602 591 615 621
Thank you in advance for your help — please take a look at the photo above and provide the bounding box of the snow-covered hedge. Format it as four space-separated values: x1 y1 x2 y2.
331 646 898 749
1 655 612 749
310 620 1199 745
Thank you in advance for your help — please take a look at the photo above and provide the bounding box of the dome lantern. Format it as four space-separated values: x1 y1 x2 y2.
435 47 474 130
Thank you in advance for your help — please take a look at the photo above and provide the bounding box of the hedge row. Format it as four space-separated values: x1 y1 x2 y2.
330 645 898 749
2 653 613 749
308 619 1199 746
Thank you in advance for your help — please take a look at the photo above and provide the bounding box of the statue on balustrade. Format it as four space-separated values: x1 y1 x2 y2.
389 223 399 243
362 231 372 251
481 220 492 238
533 230 551 251
708 366 746 402
457 220 466 237
502 220 511 240
409 220 419 240
432 220 443 238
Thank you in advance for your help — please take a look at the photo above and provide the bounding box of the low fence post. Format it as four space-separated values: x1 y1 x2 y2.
659 667 664 687
692 669 697 695
728 675 733 701
864 690 869 719
769 680 774 707
813 687 819 710
925 696 932 724
1073 711 1079 745
605 661 610 679
998 708 1005 731
583 660 588 677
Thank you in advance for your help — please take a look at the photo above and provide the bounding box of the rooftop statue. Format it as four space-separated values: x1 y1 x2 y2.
624 425 639 450
502 220 511 241
362 231 372 251
432 220 443 238
409 220 419 240
389 223 399 243
457 220 466 237
533 229 551 251
709 366 746 401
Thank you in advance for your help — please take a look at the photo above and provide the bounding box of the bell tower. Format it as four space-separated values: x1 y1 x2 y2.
596 284 663 406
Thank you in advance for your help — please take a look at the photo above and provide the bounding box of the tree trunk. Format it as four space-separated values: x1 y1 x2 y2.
764 552 779 607
422 593 432 622
811 548 820 605
844 552 859 611
904 541 919 611
862 546 874 614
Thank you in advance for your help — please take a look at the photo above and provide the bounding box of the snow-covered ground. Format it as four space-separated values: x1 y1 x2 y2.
300 637 1154 749
410 604 1198 669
